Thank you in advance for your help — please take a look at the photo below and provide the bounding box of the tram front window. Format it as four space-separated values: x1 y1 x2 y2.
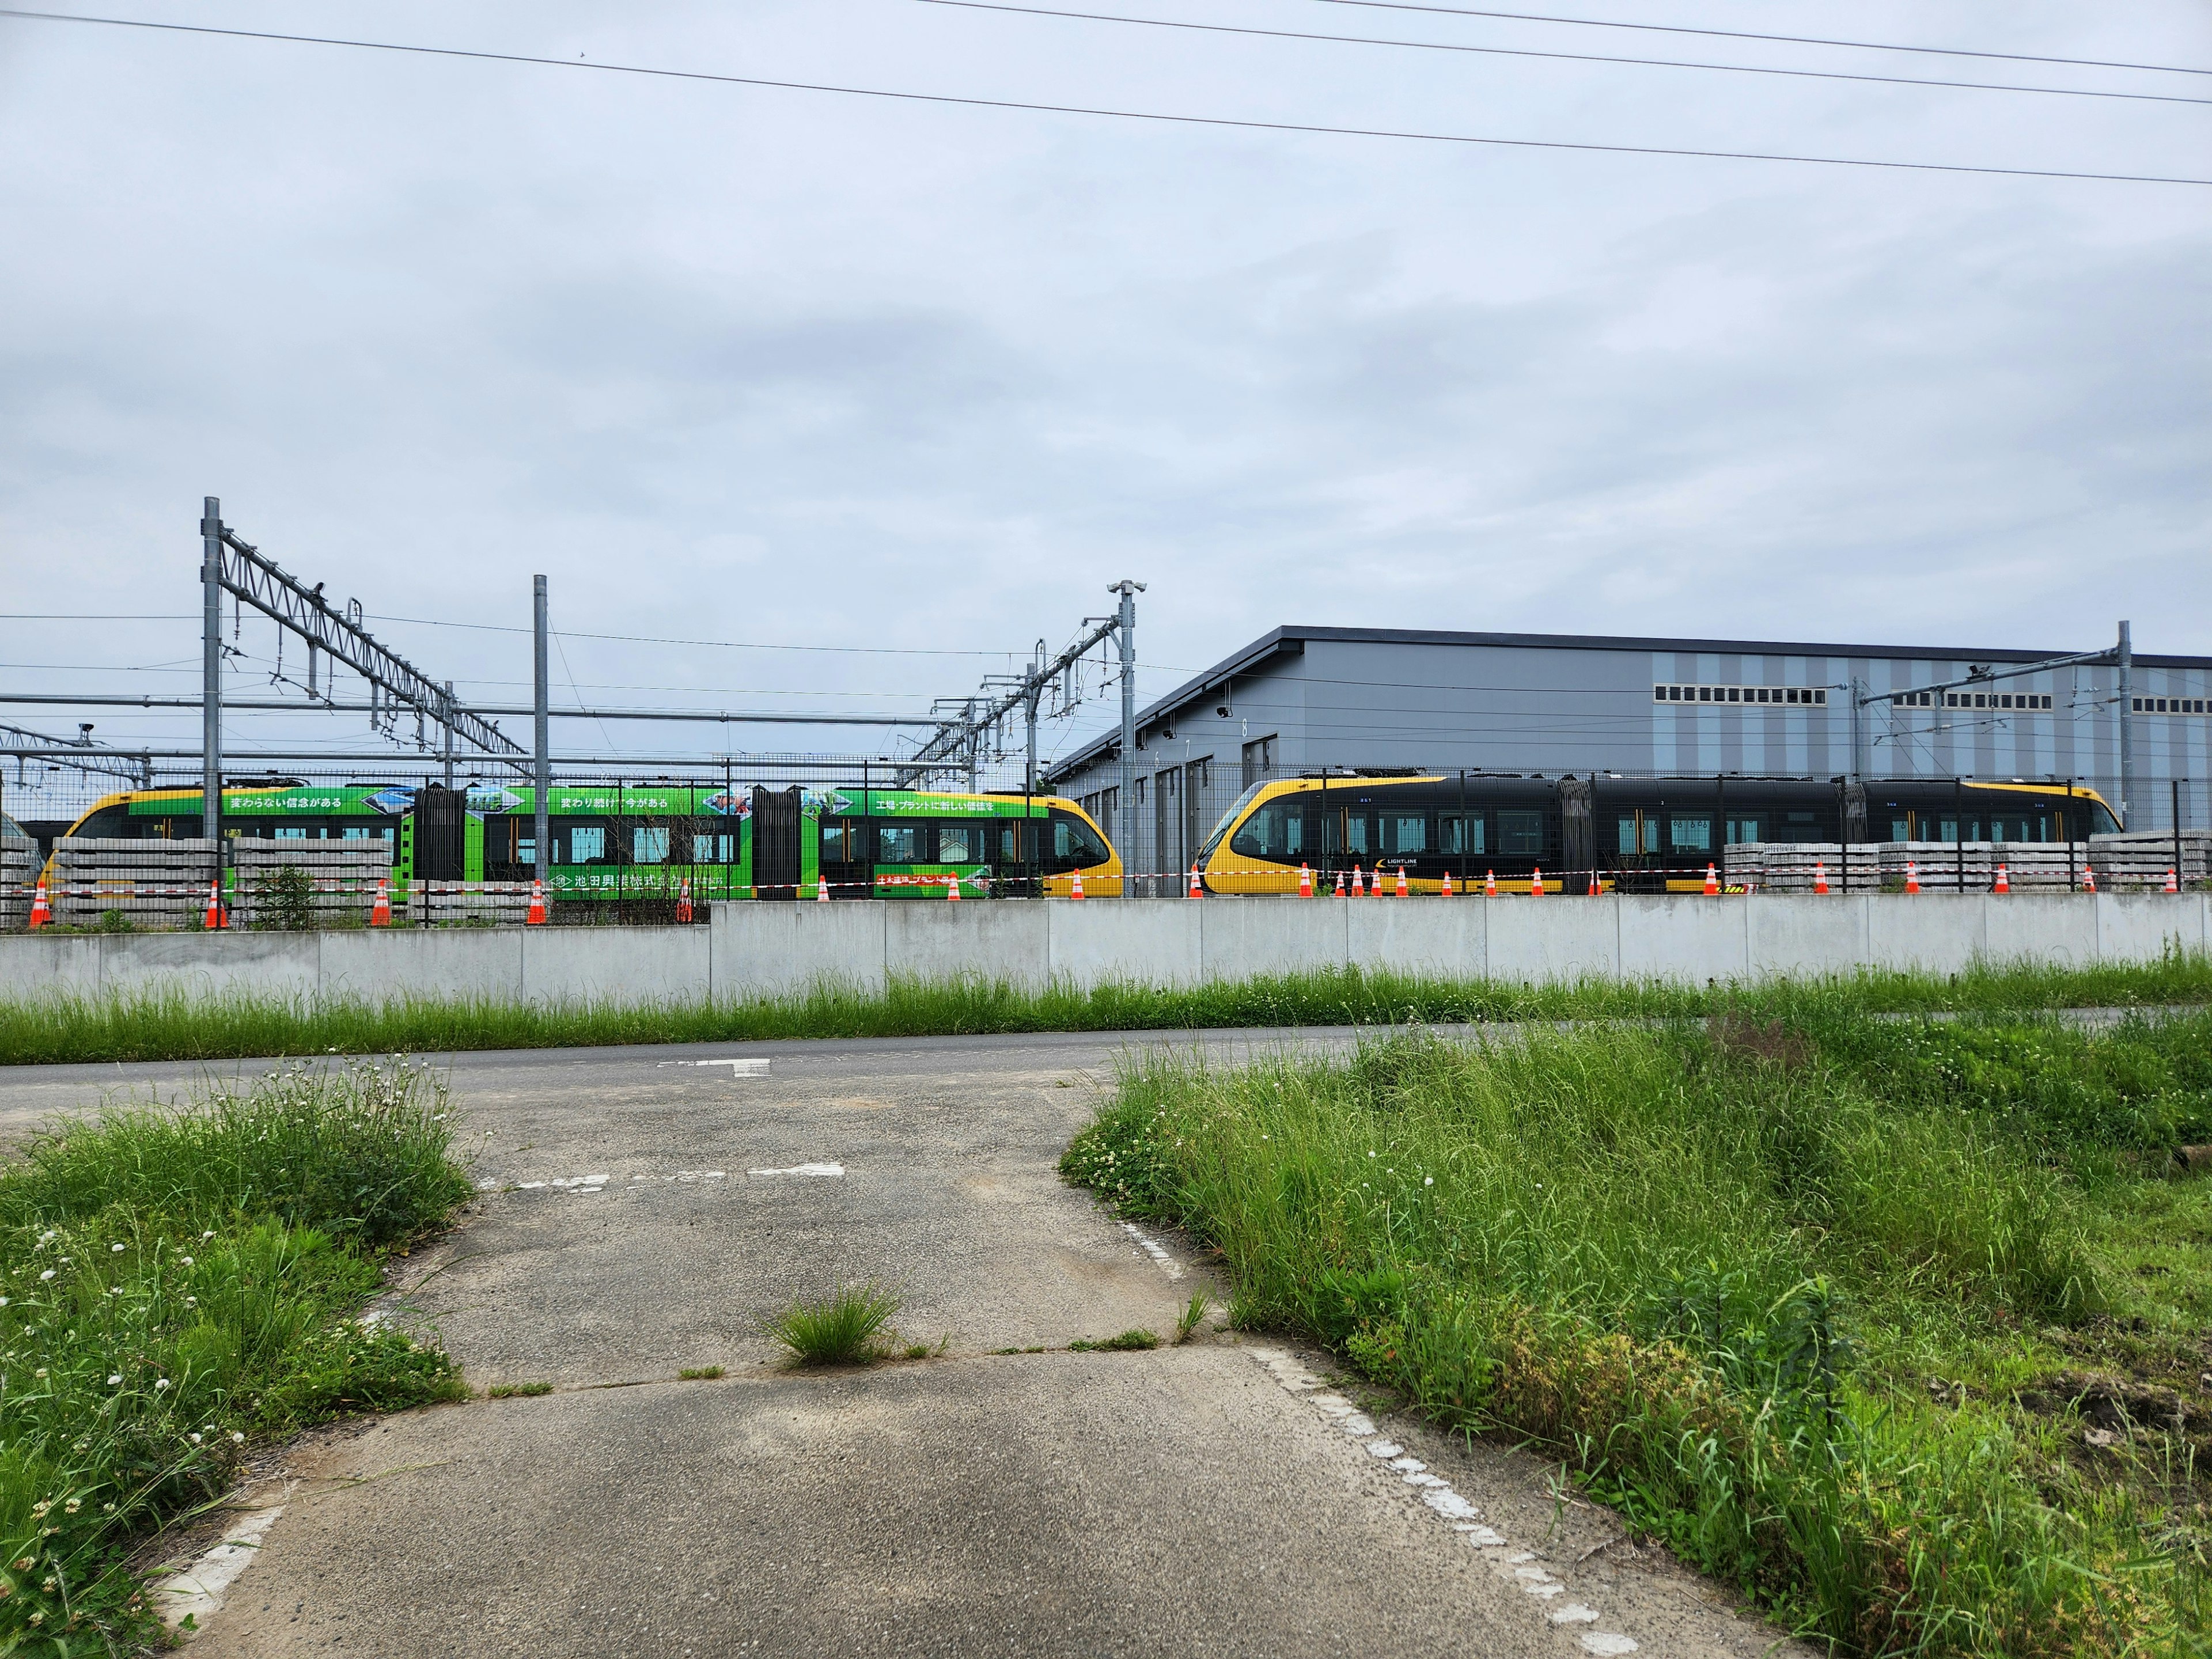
1230 803 1303 859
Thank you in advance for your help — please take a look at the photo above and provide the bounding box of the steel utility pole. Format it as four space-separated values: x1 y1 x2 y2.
200 497 224 840
533 577 551 884
442 680 456 791
1111 579 1143 893
2117 620 2134 828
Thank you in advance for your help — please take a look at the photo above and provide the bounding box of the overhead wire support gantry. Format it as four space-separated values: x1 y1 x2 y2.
895 582 1142 801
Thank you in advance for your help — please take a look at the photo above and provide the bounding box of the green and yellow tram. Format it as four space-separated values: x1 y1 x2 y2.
50 781 1121 908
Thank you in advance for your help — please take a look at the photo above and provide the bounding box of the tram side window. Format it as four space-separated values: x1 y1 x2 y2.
1497 809 1545 855
634 827 671 865
877 823 925 863
821 820 858 864
1440 813 1482 855
1616 816 1651 855
1668 816 1712 854
569 825 609 864
1725 816 1763 846
1343 813 1372 856
1383 814 1427 855
938 823 974 863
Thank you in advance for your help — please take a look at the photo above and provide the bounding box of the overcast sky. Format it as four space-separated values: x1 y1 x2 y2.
2 0 2207 797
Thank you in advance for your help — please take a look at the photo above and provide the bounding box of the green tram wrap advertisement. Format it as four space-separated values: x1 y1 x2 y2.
74 782 1119 903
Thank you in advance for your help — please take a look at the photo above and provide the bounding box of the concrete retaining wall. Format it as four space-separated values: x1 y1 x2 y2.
1 894 2205 1005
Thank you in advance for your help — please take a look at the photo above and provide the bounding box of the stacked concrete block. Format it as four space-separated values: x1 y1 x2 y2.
231 838 392 929
51 838 219 929
2090 832 2210 891
414 882 536 926
0 838 32 930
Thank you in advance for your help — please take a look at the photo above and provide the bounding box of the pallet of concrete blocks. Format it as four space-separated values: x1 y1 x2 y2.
231 838 394 928
0 836 32 930
1988 844 2093 891
1875 841 1997 893
51 837 221 929
1728 843 1891 892
416 881 537 926
2089 831 2211 891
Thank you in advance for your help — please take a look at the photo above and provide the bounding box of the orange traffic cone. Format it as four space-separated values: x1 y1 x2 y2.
1298 863 1313 897
1395 866 1409 897
1351 865 1364 896
676 878 694 923
526 878 547 924
946 870 961 901
2082 863 2097 895
1333 869 1345 896
1070 868 1085 900
1188 862 1202 898
1993 864 2009 895
1904 861 1920 895
1440 871 1454 897
1530 867 1545 897
1484 869 1497 897
816 871 831 902
27 876 50 929
2165 868 2179 893
1588 870 1600 896
371 877 392 927
1703 863 1719 897
204 878 224 931
1813 861 1829 895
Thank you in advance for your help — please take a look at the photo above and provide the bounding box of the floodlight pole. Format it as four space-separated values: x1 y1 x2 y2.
2117 620 2133 828
1110 579 1145 896
200 497 224 842
533 576 551 883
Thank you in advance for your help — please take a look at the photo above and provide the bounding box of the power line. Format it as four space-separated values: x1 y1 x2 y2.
1 8 2202 187
1308 0 2212 79
918 0 2212 107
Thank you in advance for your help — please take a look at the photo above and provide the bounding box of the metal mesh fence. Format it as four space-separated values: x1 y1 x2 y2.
2 763 2208 929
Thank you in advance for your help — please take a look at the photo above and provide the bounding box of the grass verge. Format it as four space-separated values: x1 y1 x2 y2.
0 1058 472 1652
2 953 2209 1066
1062 1002 2212 1657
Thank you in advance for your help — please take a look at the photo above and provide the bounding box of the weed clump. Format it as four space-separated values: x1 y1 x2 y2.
0 1059 471 1652
677 1366 724 1381
1069 1330 1160 1352
765 1285 903 1367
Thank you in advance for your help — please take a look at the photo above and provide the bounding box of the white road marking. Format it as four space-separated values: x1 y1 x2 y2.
1118 1220 1184 1281
658 1058 772 1076
746 1163 844 1178
156 1494 289 1634
1247 1345 1638 1650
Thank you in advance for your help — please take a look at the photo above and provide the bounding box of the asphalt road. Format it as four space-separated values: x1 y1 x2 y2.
0 1033 1817 1658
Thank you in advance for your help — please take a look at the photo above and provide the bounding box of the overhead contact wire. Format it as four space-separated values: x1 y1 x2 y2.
916 0 2212 107
0 9 2203 185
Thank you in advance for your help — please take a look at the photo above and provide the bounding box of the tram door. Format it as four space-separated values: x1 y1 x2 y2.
415 785 466 880
751 786 802 899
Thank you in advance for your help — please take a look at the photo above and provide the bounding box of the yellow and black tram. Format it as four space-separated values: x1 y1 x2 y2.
1192 774 2122 895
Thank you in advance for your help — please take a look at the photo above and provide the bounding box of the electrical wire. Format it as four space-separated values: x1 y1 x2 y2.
1306 0 2212 79
0 9 2202 187
917 0 2212 107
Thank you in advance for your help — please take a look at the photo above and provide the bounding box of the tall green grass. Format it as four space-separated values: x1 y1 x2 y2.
1063 1013 2212 1656
2 952 2208 1066
0 1060 472 1652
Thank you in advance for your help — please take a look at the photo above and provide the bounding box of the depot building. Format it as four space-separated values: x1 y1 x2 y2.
1040 625 2210 884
